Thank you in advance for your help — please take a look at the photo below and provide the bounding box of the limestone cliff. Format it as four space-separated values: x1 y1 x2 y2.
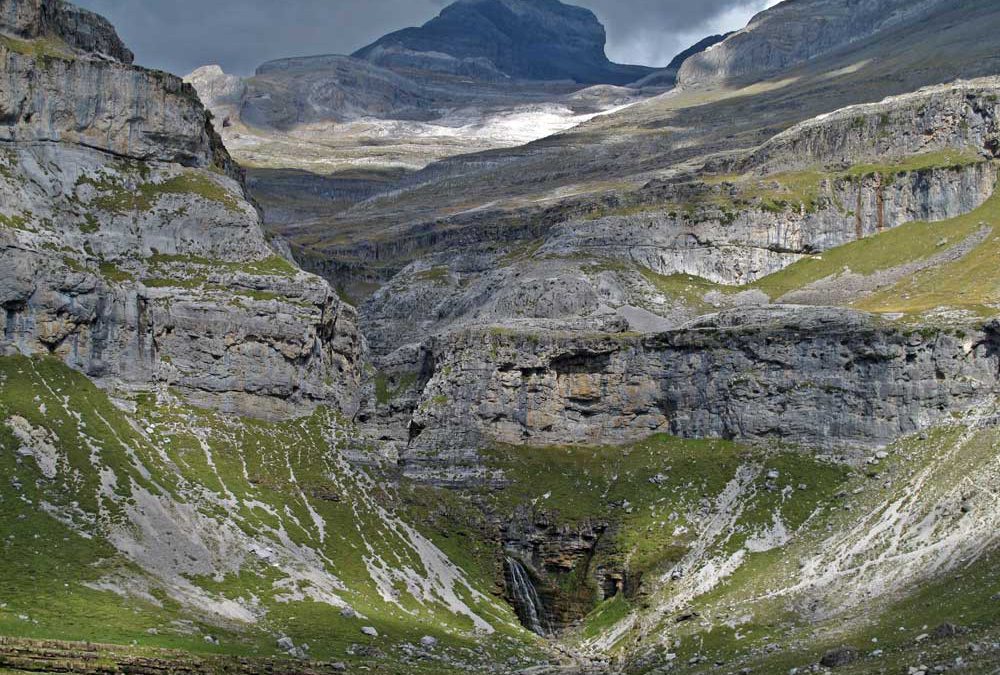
0 0 132 62
542 79 1000 285
399 310 1000 483
0 0 366 419
356 78 1000 489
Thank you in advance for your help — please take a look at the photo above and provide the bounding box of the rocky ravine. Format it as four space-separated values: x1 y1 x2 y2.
0 0 366 420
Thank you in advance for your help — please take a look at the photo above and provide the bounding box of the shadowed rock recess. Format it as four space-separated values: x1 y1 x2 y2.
4 0 1000 674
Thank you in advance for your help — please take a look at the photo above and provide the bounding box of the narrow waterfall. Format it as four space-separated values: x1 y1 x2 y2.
506 556 549 636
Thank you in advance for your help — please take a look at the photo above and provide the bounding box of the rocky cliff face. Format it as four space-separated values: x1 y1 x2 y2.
743 78 1000 173
2 37 228 171
541 80 1000 285
398 309 999 485
0 0 132 62
677 0 947 86
354 79 1000 367
353 0 653 86
0 0 366 419
544 160 998 285
241 54 437 128
503 512 612 634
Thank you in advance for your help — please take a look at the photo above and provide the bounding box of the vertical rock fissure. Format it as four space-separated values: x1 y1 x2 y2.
876 174 886 233
854 185 864 240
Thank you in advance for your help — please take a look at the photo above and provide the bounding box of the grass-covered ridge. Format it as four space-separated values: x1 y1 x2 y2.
855 190 1000 316
0 34 74 62
0 356 541 672
568 413 1000 673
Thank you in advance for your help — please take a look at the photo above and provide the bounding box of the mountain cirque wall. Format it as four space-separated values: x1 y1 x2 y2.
360 80 1000 475
742 78 1000 174
543 159 998 285
398 309 1000 483
0 0 366 419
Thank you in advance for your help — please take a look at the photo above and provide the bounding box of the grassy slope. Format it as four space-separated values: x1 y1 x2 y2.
619 422 1000 674
0 356 540 672
427 415 1000 674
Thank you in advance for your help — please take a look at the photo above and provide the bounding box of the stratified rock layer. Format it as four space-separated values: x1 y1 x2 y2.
400 309 1000 483
0 0 133 62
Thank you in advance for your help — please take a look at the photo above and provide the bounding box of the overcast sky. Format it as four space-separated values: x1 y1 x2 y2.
73 0 783 76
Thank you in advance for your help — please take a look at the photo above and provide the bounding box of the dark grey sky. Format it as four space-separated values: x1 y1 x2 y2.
73 0 782 76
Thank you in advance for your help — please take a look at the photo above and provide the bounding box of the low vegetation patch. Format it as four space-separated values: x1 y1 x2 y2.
76 169 243 215
0 34 73 62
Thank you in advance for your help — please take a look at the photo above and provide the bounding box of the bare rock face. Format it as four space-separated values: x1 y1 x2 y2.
677 0 947 86
0 0 366 419
743 78 1000 173
1 48 228 170
543 160 998 285
242 54 437 128
541 79 1000 285
183 65 246 120
398 309 1000 484
0 0 133 62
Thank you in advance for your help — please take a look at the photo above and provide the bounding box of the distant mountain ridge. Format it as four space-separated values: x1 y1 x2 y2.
352 0 655 85
678 0 950 85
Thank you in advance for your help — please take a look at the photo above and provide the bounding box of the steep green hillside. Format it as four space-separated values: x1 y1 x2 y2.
0 356 542 673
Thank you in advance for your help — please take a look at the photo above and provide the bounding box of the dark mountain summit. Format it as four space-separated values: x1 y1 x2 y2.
353 0 654 85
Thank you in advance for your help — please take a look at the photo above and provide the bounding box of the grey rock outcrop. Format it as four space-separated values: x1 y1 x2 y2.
398 308 999 483
543 160 998 285
0 0 366 419
503 512 616 632
183 64 246 123
537 79 1000 285
742 78 1000 174
628 33 730 89
242 54 436 128
0 0 133 63
1 50 231 172
677 0 947 86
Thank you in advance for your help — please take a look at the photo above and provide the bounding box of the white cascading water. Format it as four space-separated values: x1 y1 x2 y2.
506 556 549 636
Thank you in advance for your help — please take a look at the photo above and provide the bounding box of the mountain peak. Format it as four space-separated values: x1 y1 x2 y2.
353 0 653 85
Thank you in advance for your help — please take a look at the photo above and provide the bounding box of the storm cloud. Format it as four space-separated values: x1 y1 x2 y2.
73 0 783 76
